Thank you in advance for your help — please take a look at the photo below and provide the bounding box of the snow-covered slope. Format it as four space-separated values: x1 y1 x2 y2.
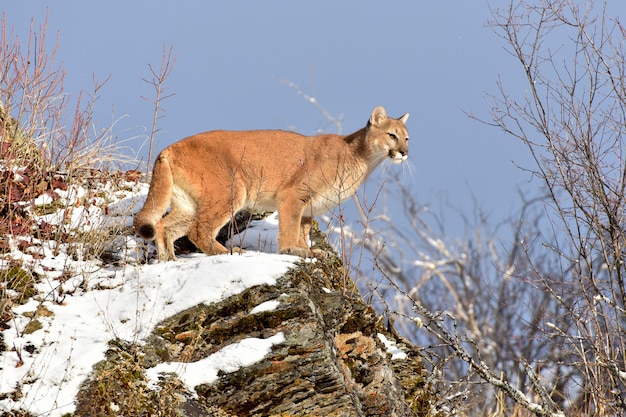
0 176 298 416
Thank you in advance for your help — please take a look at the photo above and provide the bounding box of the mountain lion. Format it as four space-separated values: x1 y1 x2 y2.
134 106 409 260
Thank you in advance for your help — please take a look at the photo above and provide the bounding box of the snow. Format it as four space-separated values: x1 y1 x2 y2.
0 178 299 416
227 211 280 253
146 332 286 392
377 333 407 360
249 299 281 315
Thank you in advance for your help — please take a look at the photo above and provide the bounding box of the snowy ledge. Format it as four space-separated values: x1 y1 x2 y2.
0 252 298 417
146 332 286 393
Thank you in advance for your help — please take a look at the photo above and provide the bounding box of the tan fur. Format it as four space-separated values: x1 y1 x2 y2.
134 106 409 260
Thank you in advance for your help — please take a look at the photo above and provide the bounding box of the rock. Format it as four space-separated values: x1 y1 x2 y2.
75 228 431 416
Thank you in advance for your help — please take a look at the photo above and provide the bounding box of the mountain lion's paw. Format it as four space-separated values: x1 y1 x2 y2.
310 249 328 260
280 247 328 259
279 247 309 258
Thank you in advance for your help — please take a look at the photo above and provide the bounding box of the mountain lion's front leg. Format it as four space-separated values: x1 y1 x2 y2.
277 198 325 258
277 196 311 257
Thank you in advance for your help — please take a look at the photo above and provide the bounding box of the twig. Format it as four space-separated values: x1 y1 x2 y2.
142 43 176 176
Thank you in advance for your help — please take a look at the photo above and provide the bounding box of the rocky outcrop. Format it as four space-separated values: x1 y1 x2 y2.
75 229 431 416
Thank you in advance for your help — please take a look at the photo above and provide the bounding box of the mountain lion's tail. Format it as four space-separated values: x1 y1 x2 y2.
134 153 173 240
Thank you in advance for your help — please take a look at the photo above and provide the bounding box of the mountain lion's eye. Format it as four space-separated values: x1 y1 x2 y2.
388 133 398 142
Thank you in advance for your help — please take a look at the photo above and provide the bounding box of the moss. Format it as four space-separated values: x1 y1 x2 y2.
23 305 53 319
30 198 66 216
1 264 37 305
22 319 42 334
74 340 188 417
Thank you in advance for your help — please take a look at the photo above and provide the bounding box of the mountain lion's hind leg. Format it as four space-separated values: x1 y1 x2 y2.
188 198 244 256
155 207 194 261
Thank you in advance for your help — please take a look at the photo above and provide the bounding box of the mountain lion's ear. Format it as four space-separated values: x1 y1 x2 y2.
369 106 387 126
399 113 409 124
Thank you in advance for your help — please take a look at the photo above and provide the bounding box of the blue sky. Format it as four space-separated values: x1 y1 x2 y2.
6 1 551 235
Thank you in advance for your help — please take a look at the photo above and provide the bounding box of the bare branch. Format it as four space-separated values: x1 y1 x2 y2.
142 43 176 175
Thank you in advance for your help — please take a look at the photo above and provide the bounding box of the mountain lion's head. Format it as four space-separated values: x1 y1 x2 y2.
366 106 409 165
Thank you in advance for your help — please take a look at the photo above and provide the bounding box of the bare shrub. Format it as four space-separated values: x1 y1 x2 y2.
353 1 626 416
345 179 560 416
0 14 122 244
483 1 626 414
0 15 123 174
0 13 149 336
